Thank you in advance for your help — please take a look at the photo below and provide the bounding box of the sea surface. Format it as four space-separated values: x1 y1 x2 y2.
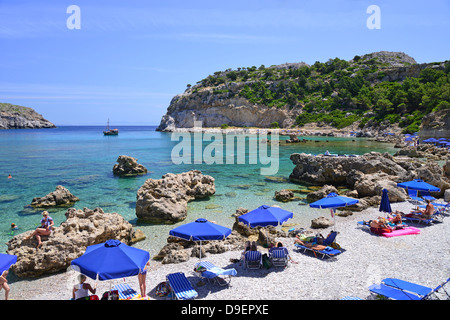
0 126 397 256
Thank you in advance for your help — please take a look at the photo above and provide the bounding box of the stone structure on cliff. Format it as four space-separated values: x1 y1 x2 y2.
112 155 148 177
135 170 216 223
6 207 141 278
289 152 450 211
31 185 79 208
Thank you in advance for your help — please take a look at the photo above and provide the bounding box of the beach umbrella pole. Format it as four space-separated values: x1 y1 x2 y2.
330 208 337 232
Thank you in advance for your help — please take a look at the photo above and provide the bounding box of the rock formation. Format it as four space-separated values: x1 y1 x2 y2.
0 102 55 129
419 110 450 140
274 189 295 202
289 152 450 209
394 144 449 160
31 185 79 208
135 170 215 223
112 155 148 177
6 207 141 278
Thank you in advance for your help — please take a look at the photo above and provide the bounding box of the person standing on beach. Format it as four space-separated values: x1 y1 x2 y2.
138 261 150 298
0 270 11 300
25 211 54 248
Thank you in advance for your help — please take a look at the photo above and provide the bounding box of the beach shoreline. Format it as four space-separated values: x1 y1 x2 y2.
3 201 449 301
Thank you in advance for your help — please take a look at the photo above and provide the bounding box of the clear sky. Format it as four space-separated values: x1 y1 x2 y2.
0 0 449 125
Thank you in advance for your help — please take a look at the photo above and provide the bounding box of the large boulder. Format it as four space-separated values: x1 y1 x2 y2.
135 170 215 223
6 207 140 278
31 185 79 208
112 155 148 177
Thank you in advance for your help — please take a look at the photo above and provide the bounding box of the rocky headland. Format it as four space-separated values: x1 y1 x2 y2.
156 51 449 137
0 102 55 129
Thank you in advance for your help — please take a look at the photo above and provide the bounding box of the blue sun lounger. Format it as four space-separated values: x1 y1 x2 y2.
113 283 138 300
166 272 198 300
369 278 450 300
407 189 423 204
420 190 436 201
269 247 290 267
294 231 342 259
244 251 262 269
294 243 342 259
194 261 237 286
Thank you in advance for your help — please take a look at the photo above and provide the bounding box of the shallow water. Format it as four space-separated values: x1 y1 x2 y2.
0 126 397 256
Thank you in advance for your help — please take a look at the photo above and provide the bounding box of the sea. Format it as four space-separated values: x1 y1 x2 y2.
0 126 398 256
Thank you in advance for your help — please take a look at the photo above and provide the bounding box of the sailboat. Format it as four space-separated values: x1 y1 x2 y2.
103 119 119 135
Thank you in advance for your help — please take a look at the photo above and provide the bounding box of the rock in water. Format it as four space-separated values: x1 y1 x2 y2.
112 155 148 177
6 207 139 278
31 185 79 207
136 170 215 223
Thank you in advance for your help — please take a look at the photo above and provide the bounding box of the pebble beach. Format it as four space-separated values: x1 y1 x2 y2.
3 201 449 301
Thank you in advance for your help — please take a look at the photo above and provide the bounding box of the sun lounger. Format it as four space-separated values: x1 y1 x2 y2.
407 189 423 204
269 247 289 267
166 272 198 300
113 283 139 300
369 278 450 300
403 209 443 225
294 243 342 259
420 190 436 201
244 251 262 269
194 261 237 286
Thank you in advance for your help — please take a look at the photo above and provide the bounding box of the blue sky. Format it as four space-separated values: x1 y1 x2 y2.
0 0 449 125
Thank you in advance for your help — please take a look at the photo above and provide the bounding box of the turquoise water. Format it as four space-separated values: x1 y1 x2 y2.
0 126 397 256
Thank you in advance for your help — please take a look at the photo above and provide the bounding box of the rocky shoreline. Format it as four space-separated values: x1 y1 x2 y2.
3 201 449 300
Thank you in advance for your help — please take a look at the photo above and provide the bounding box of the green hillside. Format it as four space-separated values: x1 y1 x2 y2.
192 52 450 133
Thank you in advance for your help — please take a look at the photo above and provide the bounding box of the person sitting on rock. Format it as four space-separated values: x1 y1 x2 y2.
24 211 54 248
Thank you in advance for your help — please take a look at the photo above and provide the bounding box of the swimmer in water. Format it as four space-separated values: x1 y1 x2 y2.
7 174 12 179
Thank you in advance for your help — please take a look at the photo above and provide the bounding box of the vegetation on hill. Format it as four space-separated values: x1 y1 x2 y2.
191 53 450 133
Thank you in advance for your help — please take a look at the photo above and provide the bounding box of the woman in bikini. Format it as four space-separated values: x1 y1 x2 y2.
25 211 54 248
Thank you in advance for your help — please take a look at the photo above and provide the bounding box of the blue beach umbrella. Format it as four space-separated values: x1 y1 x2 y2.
238 205 293 228
397 179 440 192
309 192 359 231
309 192 359 209
379 189 392 214
71 240 150 281
169 218 231 260
397 179 440 200
238 205 293 248
0 253 17 274
170 218 231 241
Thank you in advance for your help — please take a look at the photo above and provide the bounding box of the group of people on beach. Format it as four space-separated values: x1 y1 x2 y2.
367 199 435 235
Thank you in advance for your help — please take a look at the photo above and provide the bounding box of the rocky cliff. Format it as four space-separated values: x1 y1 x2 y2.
157 51 449 132
0 102 56 129
419 109 450 140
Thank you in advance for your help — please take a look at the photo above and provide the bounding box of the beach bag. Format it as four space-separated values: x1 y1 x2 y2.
155 281 169 297
262 253 272 269
330 242 341 250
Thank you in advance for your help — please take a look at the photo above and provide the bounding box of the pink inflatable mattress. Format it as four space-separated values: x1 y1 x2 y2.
382 227 420 237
